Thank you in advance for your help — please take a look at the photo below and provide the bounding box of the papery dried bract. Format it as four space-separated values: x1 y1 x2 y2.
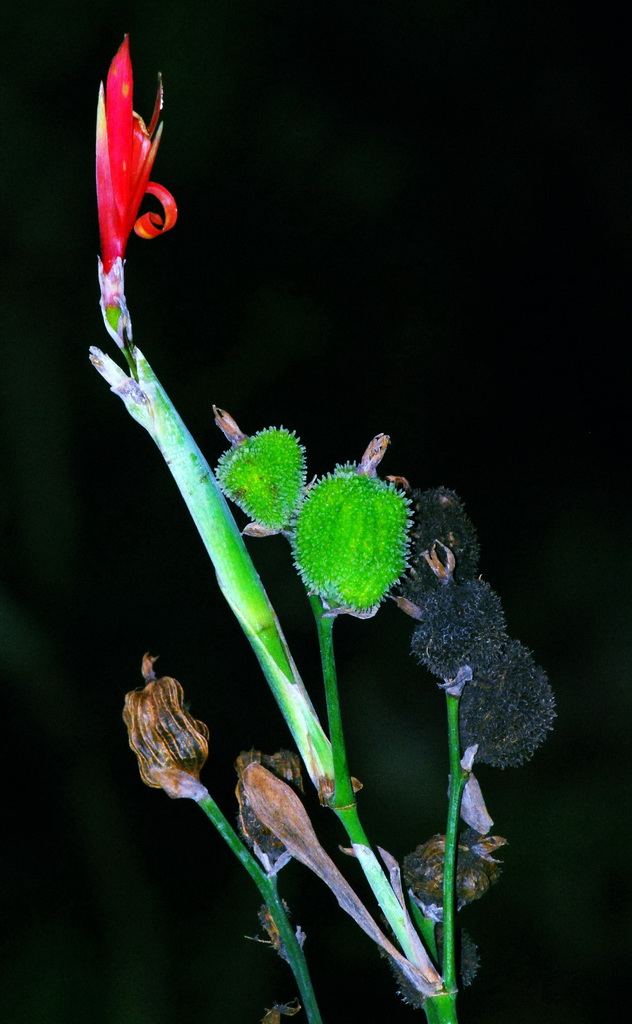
235 751 294 866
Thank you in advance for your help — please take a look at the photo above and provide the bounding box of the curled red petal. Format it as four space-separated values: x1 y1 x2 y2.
133 182 178 239
127 122 163 232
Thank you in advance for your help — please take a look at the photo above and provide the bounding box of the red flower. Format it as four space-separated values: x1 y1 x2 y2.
96 36 177 345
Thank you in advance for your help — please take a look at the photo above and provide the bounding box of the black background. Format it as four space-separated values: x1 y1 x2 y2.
1 2 629 1022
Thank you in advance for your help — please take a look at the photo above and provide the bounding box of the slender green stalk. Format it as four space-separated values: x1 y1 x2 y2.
442 693 468 993
309 597 442 991
89 346 333 791
309 596 355 809
197 793 323 1024
408 898 438 962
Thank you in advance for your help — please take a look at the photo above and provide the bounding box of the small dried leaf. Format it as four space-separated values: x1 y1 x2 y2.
460 772 494 833
243 522 282 538
357 433 390 476
256 903 292 962
261 1000 301 1023
213 405 248 445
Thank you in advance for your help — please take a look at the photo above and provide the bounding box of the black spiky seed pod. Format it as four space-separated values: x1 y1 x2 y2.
458 929 480 986
410 579 509 680
292 465 411 613
434 926 481 987
459 638 556 767
406 487 480 591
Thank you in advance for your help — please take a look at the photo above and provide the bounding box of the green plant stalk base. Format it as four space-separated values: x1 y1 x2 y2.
424 991 458 1024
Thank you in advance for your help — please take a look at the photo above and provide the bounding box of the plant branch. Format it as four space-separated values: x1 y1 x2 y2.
197 792 323 1024
309 595 442 991
89 345 333 791
443 692 468 992
309 596 355 809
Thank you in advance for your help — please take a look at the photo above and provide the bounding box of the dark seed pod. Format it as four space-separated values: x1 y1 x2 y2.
434 926 480 987
380 947 426 1011
458 929 480 987
403 834 446 911
454 828 505 903
459 638 556 767
401 485 554 767
406 487 480 590
411 579 508 679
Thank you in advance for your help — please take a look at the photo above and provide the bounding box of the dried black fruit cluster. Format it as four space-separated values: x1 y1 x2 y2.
459 637 555 767
401 487 555 767
382 923 479 1007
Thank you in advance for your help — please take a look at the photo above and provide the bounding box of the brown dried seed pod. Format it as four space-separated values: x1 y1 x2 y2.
403 829 506 911
123 656 209 799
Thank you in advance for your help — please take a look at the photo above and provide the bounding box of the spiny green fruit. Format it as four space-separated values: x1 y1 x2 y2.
216 427 306 530
292 465 410 612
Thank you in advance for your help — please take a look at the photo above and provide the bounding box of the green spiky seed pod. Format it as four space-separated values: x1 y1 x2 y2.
216 427 306 530
292 465 410 612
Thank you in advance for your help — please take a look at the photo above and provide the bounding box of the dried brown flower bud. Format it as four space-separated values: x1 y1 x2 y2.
123 654 209 800
403 829 506 913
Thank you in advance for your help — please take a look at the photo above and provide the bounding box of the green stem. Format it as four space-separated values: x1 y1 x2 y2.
309 596 355 809
423 991 458 1024
409 898 438 962
197 793 323 1024
443 693 468 993
90 346 333 791
309 597 441 989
